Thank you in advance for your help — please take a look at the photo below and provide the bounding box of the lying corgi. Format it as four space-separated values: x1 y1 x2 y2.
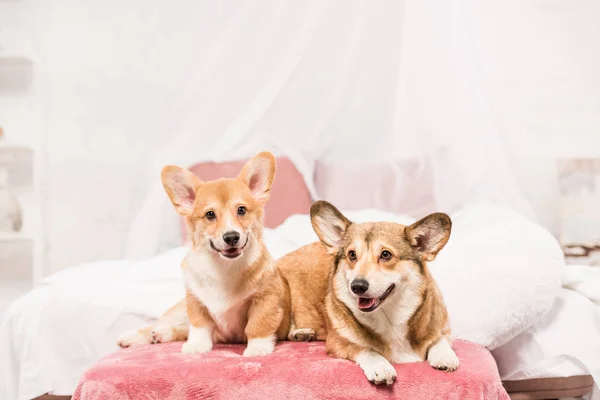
117 152 290 357
279 201 459 385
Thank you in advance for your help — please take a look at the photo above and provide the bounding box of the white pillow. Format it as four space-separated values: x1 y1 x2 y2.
268 204 564 350
432 205 564 349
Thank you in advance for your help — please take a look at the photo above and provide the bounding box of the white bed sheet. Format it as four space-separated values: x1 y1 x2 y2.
493 288 600 393
0 247 189 400
0 229 301 400
492 265 600 399
0 206 574 400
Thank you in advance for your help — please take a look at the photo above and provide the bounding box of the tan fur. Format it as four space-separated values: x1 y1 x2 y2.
277 243 330 341
280 236 450 358
184 290 212 331
117 152 289 354
279 201 457 385
117 168 456 382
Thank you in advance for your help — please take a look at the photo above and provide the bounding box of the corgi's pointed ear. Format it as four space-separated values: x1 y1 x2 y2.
237 151 276 205
310 201 351 254
405 213 452 261
161 165 202 216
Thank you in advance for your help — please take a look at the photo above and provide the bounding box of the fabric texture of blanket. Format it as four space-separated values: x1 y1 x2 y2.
73 340 509 400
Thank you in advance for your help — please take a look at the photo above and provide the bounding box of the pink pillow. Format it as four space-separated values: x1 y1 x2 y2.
181 157 311 241
314 159 436 218
73 341 509 400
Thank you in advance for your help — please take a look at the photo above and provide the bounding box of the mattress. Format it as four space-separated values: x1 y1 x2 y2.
27 288 600 400
15 287 600 400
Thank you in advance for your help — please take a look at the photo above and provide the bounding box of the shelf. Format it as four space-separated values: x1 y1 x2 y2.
0 143 33 186
0 143 33 151
0 231 32 242
0 56 33 92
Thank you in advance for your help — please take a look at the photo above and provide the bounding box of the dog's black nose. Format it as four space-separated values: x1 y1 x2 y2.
350 279 369 295
223 231 240 246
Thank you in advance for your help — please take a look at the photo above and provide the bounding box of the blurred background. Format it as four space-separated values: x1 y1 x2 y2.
0 0 599 310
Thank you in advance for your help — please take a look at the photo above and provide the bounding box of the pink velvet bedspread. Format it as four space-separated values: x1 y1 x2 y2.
73 340 509 400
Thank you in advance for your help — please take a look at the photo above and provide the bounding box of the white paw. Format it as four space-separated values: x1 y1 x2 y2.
117 329 150 348
243 336 275 357
356 351 397 385
362 359 397 385
428 339 460 372
152 324 173 343
181 339 212 354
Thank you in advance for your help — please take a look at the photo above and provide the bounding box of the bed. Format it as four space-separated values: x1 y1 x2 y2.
3 260 597 400
1 158 598 400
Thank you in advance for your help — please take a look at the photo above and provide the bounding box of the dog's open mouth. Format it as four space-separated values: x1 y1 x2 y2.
357 284 395 312
210 237 248 259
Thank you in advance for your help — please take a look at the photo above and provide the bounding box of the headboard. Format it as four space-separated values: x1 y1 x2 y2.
181 157 312 242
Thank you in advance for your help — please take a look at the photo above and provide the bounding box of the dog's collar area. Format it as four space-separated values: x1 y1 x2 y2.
209 236 249 259
357 283 395 312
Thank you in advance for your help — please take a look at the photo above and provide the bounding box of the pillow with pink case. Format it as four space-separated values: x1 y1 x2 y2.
313 159 436 218
181 157 312 242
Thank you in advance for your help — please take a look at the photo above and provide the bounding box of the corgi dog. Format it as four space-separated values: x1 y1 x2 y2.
117 152 290 357
279 200 459 385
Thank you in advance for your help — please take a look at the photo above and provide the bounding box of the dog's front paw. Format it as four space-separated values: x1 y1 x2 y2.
427 339 460 372
243 336 275 357
117 329 151 348
357 351 397 385
181 339 212 354
152 324 174 343
362 359 397 385
429 350 460 372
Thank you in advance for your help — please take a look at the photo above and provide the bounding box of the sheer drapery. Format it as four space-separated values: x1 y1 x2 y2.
126 0 533 259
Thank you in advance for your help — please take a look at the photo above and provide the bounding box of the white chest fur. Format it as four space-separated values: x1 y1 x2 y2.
184 249 256 343
335 272 423 364
357 303 423 364
386 326 423 364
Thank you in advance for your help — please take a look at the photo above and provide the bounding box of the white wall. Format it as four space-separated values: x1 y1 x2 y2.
475 1 600 234
2 1 599 274
2 0 224 273
40 1 204 272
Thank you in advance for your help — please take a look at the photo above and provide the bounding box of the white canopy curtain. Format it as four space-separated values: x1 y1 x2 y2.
126 0 533 259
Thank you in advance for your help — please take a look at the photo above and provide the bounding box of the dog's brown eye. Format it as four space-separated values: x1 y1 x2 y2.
381 250 392 260
348 250 357 261
205 211 216 220
237 206 246 216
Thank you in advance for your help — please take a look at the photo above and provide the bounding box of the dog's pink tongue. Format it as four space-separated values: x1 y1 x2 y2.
358 297 376 309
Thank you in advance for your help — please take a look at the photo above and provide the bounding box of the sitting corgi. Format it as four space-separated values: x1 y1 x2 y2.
117 152 290 357
279 201 459 385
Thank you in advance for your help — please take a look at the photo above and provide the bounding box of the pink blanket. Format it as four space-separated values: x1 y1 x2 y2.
73 340 509 400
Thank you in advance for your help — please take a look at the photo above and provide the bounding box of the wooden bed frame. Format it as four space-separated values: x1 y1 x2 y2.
35 375 594 400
